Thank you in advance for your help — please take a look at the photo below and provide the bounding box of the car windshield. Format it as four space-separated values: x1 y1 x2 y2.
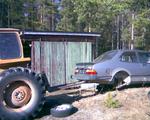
94 50 118 63
0 33 21 59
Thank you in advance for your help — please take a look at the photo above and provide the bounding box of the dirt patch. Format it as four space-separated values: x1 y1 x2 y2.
35 87 150 120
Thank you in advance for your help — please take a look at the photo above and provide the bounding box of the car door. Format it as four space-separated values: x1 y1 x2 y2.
137 51 150 76
119 51 141 76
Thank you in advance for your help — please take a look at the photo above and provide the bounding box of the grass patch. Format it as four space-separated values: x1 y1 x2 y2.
104 93 121 108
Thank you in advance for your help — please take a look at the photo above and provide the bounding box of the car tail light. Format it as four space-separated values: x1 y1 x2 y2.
85 69 97 75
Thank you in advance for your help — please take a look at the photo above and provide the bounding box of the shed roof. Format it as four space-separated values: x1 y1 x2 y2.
0 28 19 32
21 31 100 42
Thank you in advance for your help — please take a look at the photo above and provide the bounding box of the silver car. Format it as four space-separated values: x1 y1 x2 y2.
74 50 150 89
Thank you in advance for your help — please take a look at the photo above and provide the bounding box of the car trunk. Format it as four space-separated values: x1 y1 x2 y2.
73 62 97 81
75 62 95 74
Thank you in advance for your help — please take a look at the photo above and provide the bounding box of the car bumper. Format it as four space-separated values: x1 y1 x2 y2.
72 74 112 84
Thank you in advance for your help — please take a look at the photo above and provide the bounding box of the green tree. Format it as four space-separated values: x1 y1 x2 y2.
1 0 149 51
56 0 150 52
0 0 58 31
0 0 25 28
56 0 78 31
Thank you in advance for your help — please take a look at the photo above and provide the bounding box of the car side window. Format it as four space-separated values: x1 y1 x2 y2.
120 52 137 63
138 52 150 64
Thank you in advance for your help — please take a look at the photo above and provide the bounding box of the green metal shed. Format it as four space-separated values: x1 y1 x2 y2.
22 31 100 87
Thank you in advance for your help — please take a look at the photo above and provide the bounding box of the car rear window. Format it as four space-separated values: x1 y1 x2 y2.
0 33 21 59
138 52 150 63
94 51 118 63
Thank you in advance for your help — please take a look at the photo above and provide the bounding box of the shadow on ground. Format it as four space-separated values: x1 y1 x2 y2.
35 89 97 119
35 83 150 119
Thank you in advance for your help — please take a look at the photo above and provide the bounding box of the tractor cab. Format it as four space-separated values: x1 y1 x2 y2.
0 28 30 71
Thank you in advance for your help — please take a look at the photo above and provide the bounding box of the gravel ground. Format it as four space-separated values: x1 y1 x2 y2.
35 86 150 120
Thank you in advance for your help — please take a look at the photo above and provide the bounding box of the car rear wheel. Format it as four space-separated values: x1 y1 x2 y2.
0 67 46 120
113 72 129 90
114 77 125 89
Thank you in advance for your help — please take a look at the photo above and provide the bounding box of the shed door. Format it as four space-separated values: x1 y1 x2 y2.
32 41 92 87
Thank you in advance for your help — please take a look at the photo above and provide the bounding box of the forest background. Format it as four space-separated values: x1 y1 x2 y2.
0 0 150 55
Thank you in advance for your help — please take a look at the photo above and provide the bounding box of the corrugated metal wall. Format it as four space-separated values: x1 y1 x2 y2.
32 41 92 87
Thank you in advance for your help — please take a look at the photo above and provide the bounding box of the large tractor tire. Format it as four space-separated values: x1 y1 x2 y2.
0 67 46 120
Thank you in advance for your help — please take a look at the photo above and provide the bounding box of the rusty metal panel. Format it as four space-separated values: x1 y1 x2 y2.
32 41 92 87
